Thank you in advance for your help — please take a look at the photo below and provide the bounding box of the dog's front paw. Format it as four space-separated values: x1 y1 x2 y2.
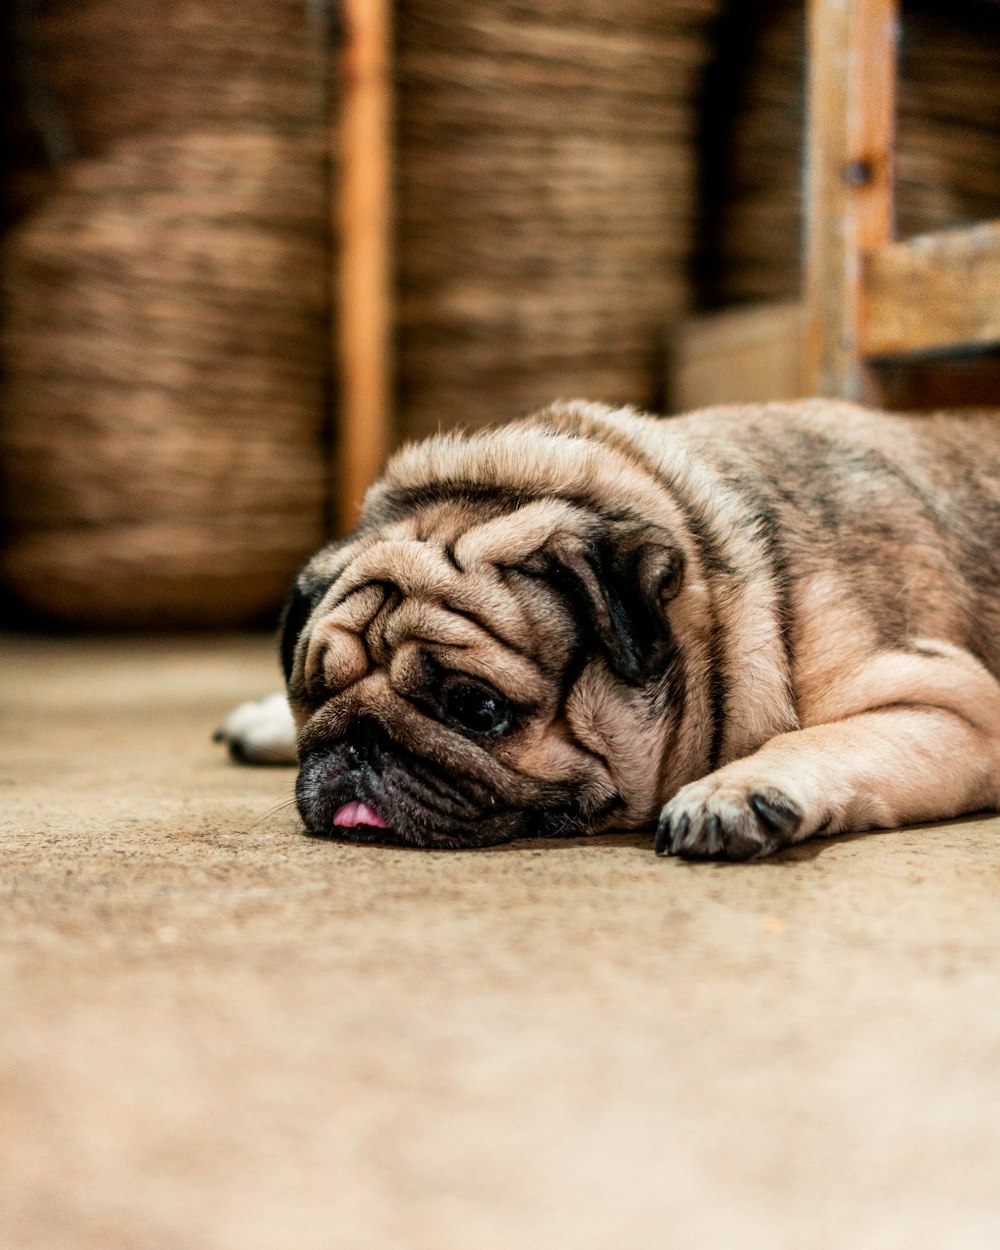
654 779 803 861
214 692 297 765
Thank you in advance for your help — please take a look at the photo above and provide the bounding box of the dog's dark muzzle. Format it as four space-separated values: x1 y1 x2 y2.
294 722 525 848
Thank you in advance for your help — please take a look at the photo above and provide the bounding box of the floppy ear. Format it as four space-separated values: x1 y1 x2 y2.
543 522 684 685
279 569 339 686
280 579 316 686
279 534 361 685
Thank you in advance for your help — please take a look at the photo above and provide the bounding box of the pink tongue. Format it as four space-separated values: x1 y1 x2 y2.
332 800 391 830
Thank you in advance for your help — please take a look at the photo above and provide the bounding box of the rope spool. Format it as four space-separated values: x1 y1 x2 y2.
393 1 720 439
1 0 328 627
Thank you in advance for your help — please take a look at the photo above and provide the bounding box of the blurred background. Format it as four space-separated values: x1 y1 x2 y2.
2 0 999 632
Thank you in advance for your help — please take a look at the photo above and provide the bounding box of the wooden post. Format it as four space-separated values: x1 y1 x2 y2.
802 0 899 401
335 0 393 532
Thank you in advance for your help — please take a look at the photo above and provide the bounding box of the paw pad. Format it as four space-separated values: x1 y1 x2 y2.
655 784 803 862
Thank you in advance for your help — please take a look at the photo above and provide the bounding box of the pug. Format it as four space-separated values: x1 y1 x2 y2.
217 398 1000 860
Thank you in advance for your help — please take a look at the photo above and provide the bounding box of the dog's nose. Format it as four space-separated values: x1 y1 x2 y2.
343 717 385 769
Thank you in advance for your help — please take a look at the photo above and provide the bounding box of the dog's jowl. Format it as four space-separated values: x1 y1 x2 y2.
218 399 1000 860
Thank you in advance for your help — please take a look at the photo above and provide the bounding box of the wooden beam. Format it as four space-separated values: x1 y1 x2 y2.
802 0 899 400
669 302 804 411
335 0 393 533
862 221 1000 359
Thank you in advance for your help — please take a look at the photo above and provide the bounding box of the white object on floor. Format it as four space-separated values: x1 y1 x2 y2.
214 692 297 764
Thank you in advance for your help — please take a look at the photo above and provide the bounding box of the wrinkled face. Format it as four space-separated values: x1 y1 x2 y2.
282 497 685 848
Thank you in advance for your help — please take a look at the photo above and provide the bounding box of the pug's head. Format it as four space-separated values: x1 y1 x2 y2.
282 410 697 847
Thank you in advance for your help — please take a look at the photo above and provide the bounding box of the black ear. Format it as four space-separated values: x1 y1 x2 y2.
544 523 684 686
279 573 330 686
279 536 360 686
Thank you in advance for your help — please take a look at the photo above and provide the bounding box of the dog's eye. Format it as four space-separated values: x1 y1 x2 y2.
441 682 513 736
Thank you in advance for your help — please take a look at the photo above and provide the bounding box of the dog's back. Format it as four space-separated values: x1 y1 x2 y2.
543 399 1000 682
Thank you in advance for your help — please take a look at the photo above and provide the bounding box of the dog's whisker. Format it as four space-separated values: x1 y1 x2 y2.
246 796 299 832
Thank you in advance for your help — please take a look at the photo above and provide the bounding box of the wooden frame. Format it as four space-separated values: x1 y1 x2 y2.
670 0 1000 410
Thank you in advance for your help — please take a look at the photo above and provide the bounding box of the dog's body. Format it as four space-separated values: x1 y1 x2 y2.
220 399 1000 859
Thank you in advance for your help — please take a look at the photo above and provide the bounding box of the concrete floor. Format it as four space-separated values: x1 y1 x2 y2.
3 633 1000 1250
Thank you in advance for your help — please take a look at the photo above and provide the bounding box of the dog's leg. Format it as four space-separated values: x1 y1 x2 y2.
214 692 297 765
656 644 1000 860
